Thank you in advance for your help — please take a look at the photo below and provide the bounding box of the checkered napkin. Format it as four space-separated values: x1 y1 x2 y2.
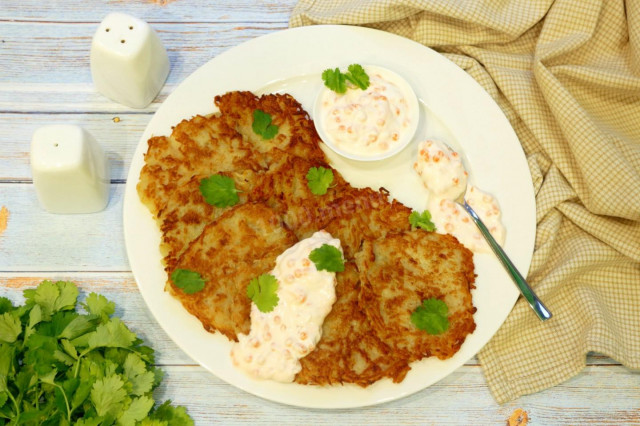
290 0 640 403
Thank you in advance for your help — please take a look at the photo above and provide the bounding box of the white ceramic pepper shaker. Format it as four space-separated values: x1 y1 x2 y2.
30 125 110 214
90 12 170 109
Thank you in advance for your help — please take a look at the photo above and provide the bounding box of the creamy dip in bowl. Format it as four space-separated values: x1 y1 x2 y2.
314 65 419 161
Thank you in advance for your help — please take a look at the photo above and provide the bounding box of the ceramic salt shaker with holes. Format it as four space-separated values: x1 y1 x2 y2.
30 124 110 214
90 12 169 109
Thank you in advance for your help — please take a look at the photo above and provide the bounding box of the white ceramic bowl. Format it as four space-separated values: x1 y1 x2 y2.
313 65 419 162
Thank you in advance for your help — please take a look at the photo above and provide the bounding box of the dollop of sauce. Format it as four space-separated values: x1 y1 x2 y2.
413 139 505 253
318 66 416 158
414 139 468 199
230 231 341 382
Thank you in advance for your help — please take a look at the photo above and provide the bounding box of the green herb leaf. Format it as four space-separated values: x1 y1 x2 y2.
345 64 370 90
410 298 449 335
322 68 347 94
171 268 206 294
82 293 115 323
25 280 78 319
123 353 155 396
322 64 370 93
409 210 437 232
306 166 334 195
0 297 13 314
149 400 194 425
0 312 22 343
246 274 279 313
91 374 127 417
252 109 279 140
200 174 240 208
309 244 345 273
0 279 193 423
118 395 154 425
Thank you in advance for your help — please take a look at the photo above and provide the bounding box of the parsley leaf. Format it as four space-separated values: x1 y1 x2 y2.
246 274 279 313
0 312 22 343
82 293 115 323
252 109 279 140
409 210 437 232
91 374 127 417
200 174 240 208
171 268 206 294
322 68 347 94
322 64 370 93
410 298 450 335
149 400 194 425
345 64 370 90
309 244 345 273
0 280 194 423
306 166 334 195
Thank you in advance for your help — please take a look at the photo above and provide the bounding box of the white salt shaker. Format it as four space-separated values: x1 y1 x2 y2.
90 13 169 109
30 125 110 214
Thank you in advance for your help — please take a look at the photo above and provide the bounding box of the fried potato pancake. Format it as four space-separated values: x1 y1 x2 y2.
169 203 297 341
159 169 259 273
214 91 328 166
249 151 350 240
296 262 411 386
322 187 412 259
137 114 259 219
356 230 476 361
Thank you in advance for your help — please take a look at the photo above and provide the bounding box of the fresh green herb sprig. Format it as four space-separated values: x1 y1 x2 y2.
322 64 370 94
171 269 206 295
252 109 279 140
410 298 449 335
200 174 240 208
246 274 279 313
409 210 437 232
306 167 334 196
309 244 345 273
0 280 193 425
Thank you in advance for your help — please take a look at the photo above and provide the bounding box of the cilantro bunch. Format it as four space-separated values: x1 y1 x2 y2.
0 280 193 425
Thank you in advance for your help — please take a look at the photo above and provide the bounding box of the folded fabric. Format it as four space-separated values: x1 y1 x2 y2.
290 0 640 403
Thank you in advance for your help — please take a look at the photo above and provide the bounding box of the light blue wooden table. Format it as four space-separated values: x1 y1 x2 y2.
1 1 638 424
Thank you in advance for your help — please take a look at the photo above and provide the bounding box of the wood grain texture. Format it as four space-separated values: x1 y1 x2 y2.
0 0 298 23
0 184 129 271
0 22 286 87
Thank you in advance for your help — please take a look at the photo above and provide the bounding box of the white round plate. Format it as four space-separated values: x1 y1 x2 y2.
123 25 535 409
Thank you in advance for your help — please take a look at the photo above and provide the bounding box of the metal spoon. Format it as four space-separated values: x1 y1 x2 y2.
438 141 552 321
454 190 552 321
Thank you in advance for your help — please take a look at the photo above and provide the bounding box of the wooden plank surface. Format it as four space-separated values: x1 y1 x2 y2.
0 0 298 23
2 0 639 424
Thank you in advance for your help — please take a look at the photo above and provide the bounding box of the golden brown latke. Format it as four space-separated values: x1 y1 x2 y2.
322 187 412 260
137 114 259 219
296 262 411 386
169 203 297 341
356 230 476 362
249 150 350 240
214 91 328 166
158 169 259 273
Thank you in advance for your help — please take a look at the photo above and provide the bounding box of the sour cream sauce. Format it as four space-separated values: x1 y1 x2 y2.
230 231 341 382
413 139 506 254
318 66 417 158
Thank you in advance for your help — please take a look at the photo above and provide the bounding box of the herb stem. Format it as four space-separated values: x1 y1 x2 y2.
6 389 20 419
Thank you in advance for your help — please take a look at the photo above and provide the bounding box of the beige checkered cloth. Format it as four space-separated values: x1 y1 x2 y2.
291 0 640 403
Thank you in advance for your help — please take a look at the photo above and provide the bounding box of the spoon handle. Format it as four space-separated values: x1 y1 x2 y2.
460 200 552 321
